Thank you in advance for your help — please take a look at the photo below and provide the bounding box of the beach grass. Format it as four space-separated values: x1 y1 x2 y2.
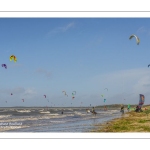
91 106 150 132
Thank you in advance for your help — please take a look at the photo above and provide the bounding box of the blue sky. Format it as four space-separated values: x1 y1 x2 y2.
1 18 150 107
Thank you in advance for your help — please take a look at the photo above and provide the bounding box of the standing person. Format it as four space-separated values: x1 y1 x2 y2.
127 104 130 112
120 105 124 114
135 105 139 112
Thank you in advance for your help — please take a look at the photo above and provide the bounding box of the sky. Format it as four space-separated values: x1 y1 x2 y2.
0 18 150 107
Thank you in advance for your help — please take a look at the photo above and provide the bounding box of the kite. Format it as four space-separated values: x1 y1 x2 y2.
73 91 76 95
101 94 104 97
129 34 140 45
72 96 75 99
11 93 13 95
148 64 150 67
62 91 68 97
1 64 7 69
104 99 106 103
22 99 24 102
10 55 17 62
104 88 108 91
138 94 145 107
43 95 46 98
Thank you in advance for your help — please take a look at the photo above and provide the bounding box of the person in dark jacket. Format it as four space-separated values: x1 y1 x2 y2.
120 105 124 114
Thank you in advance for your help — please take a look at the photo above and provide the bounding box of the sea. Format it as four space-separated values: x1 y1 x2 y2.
0 107 123 132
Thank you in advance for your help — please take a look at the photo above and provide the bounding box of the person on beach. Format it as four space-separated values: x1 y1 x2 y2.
135 105 141 112
120 105 124 114
127 104 130 112
61 111 63 114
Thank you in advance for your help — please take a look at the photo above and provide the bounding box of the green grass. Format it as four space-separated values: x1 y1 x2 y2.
138 120 147 123
92 106 150 132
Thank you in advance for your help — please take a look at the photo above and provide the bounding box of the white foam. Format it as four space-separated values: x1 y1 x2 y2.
74 111 86 116
48 113 60 116
39 109 44 112
40 111 50 114
50 120 66 123
16 110 31 113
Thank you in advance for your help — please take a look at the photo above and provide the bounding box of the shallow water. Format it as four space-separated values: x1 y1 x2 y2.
0 107 122 132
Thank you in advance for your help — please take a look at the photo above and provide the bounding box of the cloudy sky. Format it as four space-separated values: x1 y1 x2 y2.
0 18 150 107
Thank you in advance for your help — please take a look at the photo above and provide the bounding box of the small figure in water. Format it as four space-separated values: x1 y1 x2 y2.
104 106 107 111
91 107 97 116
91 107 95 113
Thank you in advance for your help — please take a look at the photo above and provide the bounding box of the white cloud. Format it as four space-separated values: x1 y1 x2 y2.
24 88 37 95
0 87 25 94
23 88 38 99
89 68 150 104
137 26 147 34
48 22 75 35
137 26 150 35
7 63 23 68
35 68 51 78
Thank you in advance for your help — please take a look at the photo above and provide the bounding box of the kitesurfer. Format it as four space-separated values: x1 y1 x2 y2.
91 107 97 116
91 107 95 113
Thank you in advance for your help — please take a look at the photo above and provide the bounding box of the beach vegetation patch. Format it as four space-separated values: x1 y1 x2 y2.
138 119 147 123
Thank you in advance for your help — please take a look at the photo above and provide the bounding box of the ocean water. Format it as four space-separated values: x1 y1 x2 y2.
0 107 122 132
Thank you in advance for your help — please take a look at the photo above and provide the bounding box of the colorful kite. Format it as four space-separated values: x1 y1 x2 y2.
10 55 17 62
73 91 76 95
2 64 7 69
129 34 140 45
62 91 68 97
138 94 145 109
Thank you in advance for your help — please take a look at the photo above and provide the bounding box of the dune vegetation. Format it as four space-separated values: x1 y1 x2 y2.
91 106 150 132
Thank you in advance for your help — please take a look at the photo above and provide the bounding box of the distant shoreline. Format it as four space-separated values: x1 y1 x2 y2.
1 104 148 108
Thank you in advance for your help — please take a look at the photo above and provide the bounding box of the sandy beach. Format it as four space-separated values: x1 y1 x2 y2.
91 106 150 132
